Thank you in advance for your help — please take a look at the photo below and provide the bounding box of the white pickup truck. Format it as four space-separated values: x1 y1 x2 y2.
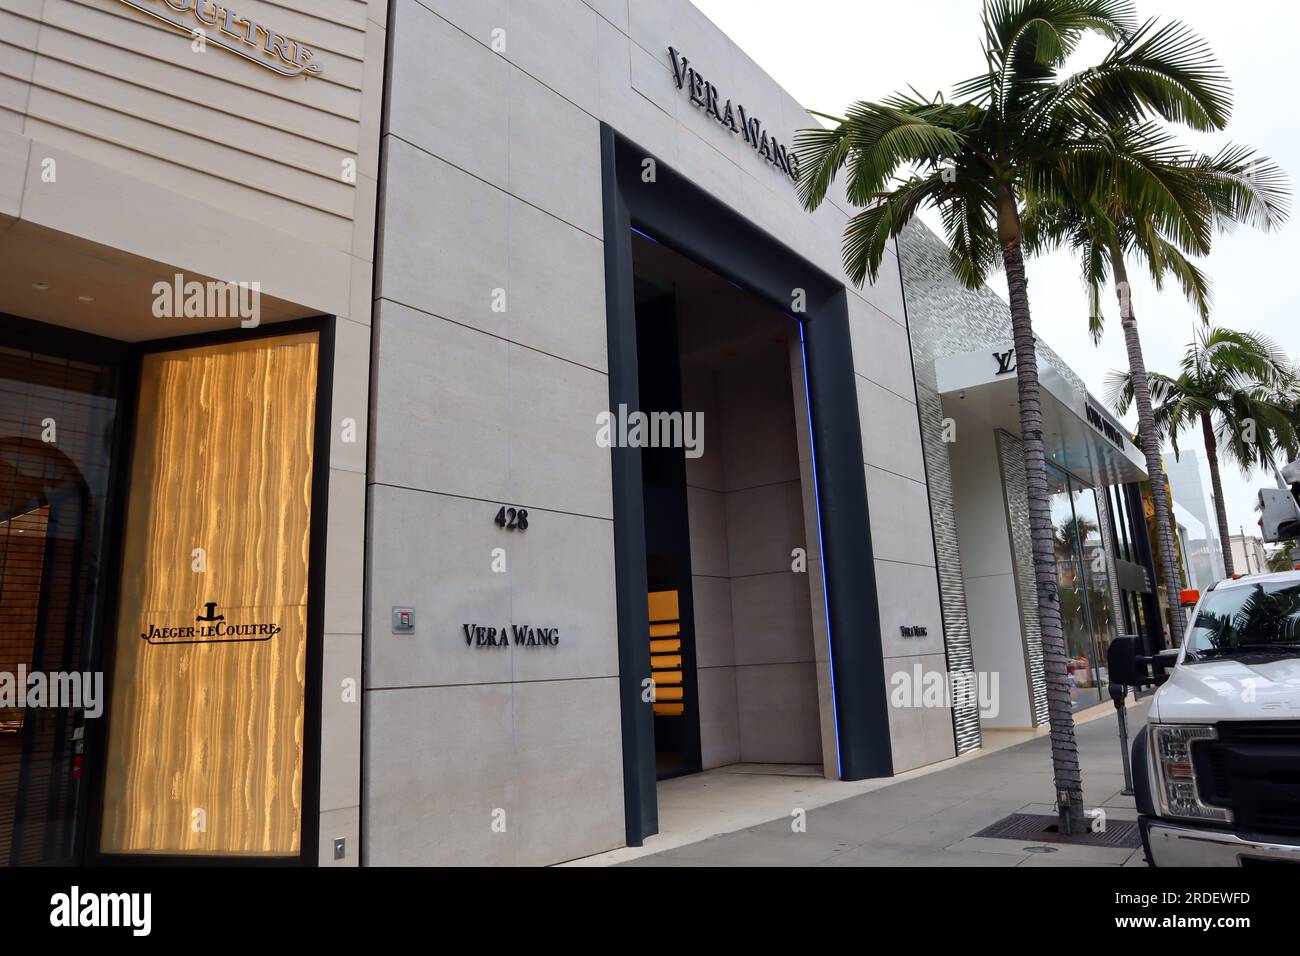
1110 571 1300 866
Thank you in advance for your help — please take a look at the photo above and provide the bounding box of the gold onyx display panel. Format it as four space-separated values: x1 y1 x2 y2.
100 333 319 856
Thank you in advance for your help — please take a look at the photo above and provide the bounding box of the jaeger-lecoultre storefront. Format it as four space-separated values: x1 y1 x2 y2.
1 0 381 865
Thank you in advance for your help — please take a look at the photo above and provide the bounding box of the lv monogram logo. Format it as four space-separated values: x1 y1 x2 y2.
994 349 1016 374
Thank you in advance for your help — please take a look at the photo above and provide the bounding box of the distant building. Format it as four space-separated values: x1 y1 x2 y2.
1164 451 1226 584
1173 502 1216 591
1230 534 1271 575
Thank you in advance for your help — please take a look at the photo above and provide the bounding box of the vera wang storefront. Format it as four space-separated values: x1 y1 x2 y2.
360 0 958 866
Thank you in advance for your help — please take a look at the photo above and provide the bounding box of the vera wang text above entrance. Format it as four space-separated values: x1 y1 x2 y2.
668 47 800 183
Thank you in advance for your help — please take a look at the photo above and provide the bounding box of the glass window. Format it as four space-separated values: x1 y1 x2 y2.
1071 484 1117 691
1048 467 1119 709
1049 466 1099 708
0 348 119 865
1188 581 1300 656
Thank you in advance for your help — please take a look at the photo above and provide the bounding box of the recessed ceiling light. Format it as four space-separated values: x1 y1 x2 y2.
78 295 95 303
32 282 50 291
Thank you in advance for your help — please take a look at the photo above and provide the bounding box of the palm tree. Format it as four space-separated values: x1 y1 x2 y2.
795 0 1231 833
1267 547 1297 574
1108 327 1300 576
1025 124 1290 641
1055 514 1100 559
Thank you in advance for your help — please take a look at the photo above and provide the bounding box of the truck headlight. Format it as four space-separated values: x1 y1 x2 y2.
1149 723 1231 824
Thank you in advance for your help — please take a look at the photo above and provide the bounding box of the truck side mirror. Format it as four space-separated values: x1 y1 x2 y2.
1108 635 1173 689
1107 635 1141 687
1153 649 1180 674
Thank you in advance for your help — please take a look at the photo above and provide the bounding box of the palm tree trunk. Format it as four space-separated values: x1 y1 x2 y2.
999 190 1085 834
1201 410 1236 576
1110 254 1186 645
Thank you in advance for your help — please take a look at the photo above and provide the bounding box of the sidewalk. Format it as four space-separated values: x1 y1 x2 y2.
583 700 1148 867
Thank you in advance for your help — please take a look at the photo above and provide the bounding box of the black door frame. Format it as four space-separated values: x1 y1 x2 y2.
0 313 332 866
601 126 894 847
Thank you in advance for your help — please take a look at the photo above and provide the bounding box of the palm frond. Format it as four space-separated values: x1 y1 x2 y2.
838 174 949 285
1063 18 1232 131
1150 325 1300 471
1193 143 1292 233
794 97 968 212
1133 223 1212 320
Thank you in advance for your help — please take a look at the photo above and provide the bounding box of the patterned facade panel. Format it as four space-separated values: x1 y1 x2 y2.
995 430 1050 726
915 380 981 752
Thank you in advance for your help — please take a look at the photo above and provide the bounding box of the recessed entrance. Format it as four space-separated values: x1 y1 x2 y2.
632 233 826 781
602 125 896 846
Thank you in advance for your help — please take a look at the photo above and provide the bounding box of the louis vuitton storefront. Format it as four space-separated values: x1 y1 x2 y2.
899 224 1170 742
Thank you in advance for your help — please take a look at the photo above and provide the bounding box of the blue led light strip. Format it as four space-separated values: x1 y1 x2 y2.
798 319 843 779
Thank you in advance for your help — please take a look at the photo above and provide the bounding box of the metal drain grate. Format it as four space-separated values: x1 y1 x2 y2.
972 813 1140 848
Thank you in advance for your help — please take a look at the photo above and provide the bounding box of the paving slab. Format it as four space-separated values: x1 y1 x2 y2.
603 701 1150 867
948 836 1136 866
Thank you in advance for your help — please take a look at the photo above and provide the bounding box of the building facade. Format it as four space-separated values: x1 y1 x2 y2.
364 0 950 866
899 225 1162 728
1230 534 1271 576
1 0 1169 867
2 0 384 865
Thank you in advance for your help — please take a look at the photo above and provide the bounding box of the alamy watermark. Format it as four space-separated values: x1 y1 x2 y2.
890 664 1000 719
50 886 150 936
152 273 261 328
0 667 103 718
596 404 705 459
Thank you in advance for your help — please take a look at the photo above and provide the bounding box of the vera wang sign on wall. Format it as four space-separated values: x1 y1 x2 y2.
116 0 326 77
668 46 801 183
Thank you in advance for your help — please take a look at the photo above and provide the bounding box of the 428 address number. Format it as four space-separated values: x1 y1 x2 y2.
494 506 529 531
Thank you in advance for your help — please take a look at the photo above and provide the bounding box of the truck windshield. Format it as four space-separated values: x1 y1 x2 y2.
1189 581 1300 656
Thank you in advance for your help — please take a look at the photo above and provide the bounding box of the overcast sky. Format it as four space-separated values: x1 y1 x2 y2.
689 0 1298 543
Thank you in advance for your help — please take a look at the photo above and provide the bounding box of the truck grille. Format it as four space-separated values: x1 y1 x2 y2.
1193 722 1300 836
